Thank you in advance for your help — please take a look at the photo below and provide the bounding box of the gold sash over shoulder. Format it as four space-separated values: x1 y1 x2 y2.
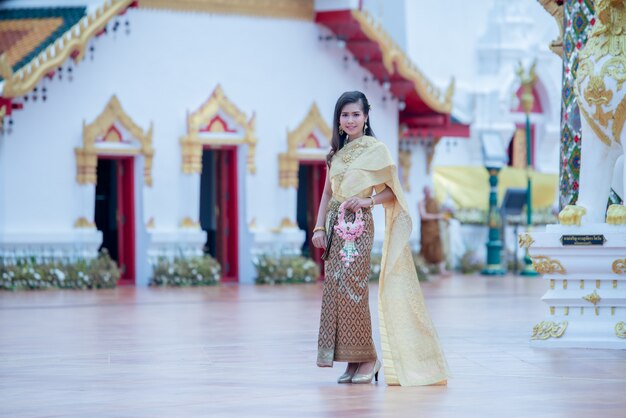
329 135 449 386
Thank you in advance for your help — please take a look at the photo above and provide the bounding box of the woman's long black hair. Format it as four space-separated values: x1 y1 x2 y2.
326 91 375 167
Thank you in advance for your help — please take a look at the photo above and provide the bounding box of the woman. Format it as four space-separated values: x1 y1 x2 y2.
312 91 449 386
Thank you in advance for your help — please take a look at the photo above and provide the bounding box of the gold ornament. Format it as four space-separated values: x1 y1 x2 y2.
612 258 626 274
558 205 587 226
531 321 568 340
76 95 154 186
582 289 602 306
278 103 331 188
181 85 257 175
530 256 566 275
518 233 535 249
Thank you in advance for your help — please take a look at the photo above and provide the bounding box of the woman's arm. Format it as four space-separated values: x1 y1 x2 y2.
342 186 396 211
312 167 332 249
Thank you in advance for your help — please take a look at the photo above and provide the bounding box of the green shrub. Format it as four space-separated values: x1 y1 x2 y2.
253 254 320 284
459 249 484 274
0 250 120 290
150 255 221 286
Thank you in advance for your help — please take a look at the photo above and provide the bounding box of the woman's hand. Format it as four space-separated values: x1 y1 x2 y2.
343 196 371 212
312 231 327 249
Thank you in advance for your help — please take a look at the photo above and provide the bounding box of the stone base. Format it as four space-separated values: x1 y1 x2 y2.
0 230 102 259
147 229 206 261
526 223 626 349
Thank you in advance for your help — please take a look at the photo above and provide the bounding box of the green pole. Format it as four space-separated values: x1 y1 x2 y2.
521 106 538 276
482 167 505 276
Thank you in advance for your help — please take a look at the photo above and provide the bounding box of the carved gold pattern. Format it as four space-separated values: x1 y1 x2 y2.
612 307 616 315
180 217 200 229
278 103 330 188
563 279 568 290
139 0 314 20
1 1 134 98
583 289 602 306
616 321 626 338
531 256 566 275
76 95 154 186
607 204 626 224
550 306 555 315
558 205 587 226
518 233 535 249
596 279 601 289
550 279 555 290
579 105 613 146
595 307 600 316
538 0 564 56
576 2 626 146
614 280 618 288
612 258 626 274
580 280 585 289
181 85 257 174
74 217 96 229
531 321 568 340
350 10 453 114
398 150 411 192
564 307 569 316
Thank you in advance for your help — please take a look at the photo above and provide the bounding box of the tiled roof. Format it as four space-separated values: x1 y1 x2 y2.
0 7 86 81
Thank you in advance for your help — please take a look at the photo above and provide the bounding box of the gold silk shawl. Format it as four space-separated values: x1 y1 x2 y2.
329 136 449 386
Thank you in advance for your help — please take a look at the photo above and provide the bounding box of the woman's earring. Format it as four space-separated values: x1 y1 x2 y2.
363 122 368 135
339 126 344 135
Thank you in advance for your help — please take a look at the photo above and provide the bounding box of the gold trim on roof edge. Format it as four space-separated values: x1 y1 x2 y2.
350 9 453 114
139 0 314 21
279 103 330 188
1 0 134 98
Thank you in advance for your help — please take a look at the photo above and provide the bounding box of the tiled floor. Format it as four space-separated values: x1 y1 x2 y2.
0 275 625 417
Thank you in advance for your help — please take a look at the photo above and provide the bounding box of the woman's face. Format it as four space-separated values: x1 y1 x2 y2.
339 101 367 139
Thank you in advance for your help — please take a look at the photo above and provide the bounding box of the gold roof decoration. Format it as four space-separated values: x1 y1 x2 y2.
1 0 134 98
139 0 314 21
279 103 330 188
76 95 154 186
83 95 153 149
181 84 257 174
350 9 454 115
286 103 331 154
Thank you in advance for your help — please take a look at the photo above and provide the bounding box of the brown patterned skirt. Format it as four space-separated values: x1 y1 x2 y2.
317 199 377 367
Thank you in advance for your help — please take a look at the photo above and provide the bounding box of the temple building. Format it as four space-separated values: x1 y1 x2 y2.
0 0 469 284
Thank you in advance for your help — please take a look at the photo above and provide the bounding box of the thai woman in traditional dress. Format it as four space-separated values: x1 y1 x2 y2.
312 91 449 386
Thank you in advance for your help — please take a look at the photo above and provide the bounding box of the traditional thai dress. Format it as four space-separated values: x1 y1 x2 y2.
420 196 444 264
317 135 449 386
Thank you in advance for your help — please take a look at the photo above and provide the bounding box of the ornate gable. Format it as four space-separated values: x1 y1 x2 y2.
279 103 331 188
76 95 154 185
181 84 257 174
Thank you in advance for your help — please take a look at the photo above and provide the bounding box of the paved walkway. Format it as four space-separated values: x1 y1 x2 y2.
1 275 625 417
